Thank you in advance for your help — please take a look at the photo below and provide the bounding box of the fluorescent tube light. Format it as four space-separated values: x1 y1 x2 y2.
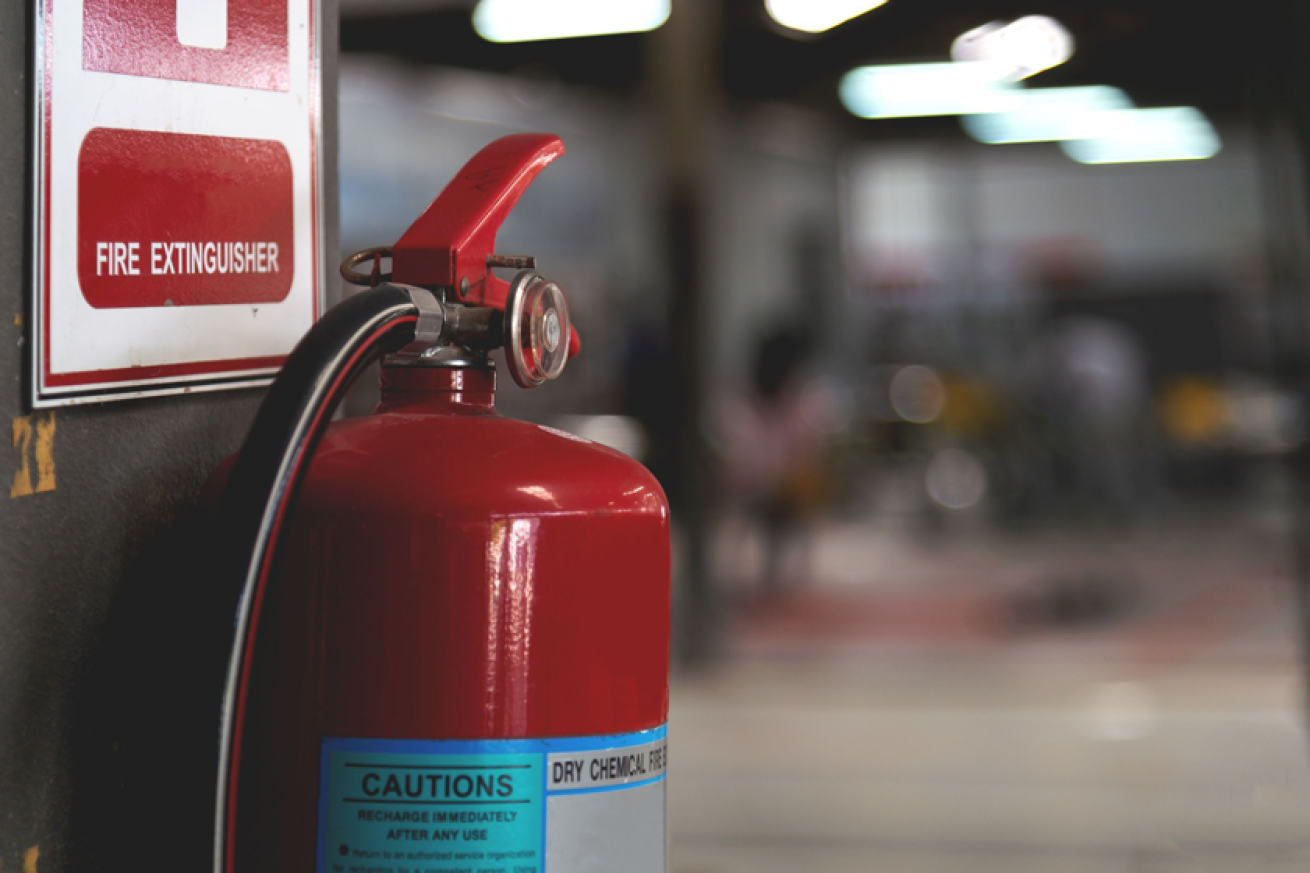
840 62 1019 119
473 0 670 43
766 0 888 34
952 16 1073 81
1061 108 1221 164
962 86 1134 143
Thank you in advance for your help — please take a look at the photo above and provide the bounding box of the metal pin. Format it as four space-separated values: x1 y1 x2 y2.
487 254 537 270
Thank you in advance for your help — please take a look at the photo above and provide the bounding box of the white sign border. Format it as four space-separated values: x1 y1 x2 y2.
30 0 324 408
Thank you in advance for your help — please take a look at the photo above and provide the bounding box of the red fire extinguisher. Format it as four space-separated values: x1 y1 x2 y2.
209 134 670 873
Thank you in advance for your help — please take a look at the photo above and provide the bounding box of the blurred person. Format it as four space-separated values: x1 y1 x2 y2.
714 324 829 594
1024 315 1161 520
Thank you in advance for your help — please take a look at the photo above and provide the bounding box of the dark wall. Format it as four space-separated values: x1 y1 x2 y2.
0 2 338 869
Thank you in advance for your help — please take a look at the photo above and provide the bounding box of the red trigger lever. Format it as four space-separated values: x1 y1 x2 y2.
390 133 580 358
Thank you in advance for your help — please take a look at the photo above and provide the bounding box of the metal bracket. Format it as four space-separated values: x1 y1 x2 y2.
391 284 447 359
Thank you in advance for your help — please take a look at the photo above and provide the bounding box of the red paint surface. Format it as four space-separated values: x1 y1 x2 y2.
77 128 294 308
82 0 289 91
217 366 671 870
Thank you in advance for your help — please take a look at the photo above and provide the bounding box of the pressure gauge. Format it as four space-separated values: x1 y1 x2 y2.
504 271 570 388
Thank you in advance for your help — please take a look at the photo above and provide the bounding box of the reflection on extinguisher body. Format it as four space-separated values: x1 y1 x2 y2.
486 517 539 735
515 485 562 508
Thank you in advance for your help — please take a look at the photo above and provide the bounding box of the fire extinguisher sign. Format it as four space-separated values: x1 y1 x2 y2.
31 0 323 406
319 726 668 873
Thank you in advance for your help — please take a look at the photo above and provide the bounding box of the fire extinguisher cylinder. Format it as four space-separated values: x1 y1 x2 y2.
211 134 670 873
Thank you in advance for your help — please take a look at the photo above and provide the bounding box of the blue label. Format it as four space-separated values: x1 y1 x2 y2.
318 727 667 873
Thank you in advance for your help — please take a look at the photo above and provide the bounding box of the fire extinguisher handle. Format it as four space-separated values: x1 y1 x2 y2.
212 284 433 873
391 133 562 300
389 133 579 358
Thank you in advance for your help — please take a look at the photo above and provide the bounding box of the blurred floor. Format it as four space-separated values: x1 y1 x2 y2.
669 514 1310 871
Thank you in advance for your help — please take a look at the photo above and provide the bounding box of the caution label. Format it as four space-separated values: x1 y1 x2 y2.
319 726 667 873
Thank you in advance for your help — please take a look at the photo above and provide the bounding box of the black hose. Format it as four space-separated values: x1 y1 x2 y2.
211 284 421 873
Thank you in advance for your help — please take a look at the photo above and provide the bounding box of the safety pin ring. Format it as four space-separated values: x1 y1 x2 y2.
340 246 394 287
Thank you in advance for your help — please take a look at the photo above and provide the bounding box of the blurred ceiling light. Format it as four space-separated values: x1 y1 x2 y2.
840 62 1018 119
473 0 670 42
766 0 888 34
889 365 945 423
1061 107 1221 164
961 86 1133 143
952 15 1074 81
925 448 987 510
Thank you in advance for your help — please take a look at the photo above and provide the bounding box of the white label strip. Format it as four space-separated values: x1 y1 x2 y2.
547 737 668 792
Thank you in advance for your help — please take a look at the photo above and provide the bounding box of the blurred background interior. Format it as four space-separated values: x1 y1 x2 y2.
339 0 1310 869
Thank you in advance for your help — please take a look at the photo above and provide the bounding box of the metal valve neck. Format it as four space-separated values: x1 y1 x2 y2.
382 344 495 371
376 364 498 415
378 282 503 371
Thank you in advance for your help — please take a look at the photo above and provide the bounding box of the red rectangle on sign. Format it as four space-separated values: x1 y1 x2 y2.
78 128 295 308
82 0 290 91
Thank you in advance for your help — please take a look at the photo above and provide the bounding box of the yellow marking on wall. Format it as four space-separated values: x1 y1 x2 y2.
10 416 33 498
13 313 22 327
34 413 56 493
10 412 55 498
22 846 37 873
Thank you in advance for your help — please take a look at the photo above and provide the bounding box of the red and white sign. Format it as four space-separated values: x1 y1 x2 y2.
34 0 321 405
